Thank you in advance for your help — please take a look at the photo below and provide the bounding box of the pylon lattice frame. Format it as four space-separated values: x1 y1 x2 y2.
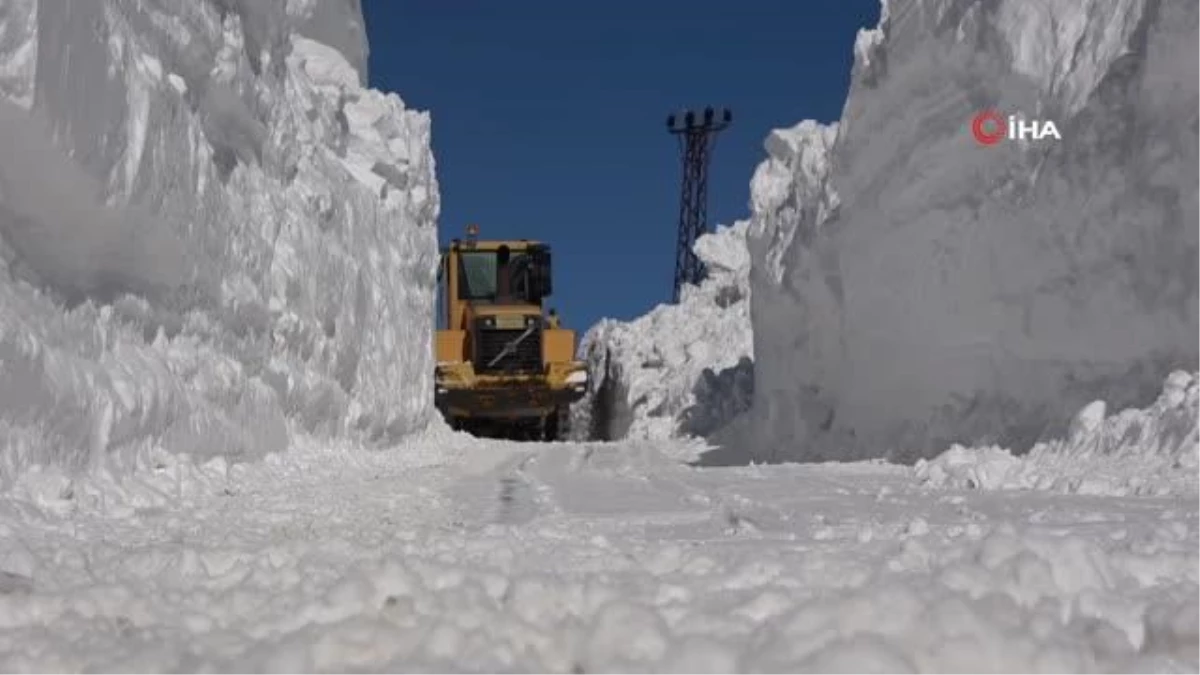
668 107 731 303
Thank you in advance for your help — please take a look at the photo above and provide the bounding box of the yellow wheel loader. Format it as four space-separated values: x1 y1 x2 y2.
434 224 589 441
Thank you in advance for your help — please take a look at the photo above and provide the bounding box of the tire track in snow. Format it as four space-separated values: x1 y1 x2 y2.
454 438 704 529
443 442 564 528
514 441 733 535
443 439 709 531
494 453 540 525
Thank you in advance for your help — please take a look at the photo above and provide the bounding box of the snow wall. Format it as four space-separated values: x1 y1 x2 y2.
573 222 753 442
0 0 440 483
744 0 1199 464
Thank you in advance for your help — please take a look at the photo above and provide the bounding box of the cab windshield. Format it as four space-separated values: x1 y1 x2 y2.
458 249 536 302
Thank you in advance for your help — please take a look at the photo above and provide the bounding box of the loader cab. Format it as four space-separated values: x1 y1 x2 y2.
435 227 566 376
437 237 553 331
455 244 552 306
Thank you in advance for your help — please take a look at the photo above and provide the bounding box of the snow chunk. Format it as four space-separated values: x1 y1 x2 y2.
573 222 753 444
582 601 670 670
0 0 37 109
291 36 361 93
915 445 1028 491
286 0 369 85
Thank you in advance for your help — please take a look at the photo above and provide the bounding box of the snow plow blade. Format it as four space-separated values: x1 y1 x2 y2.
435 363 588 441
437 383 584 418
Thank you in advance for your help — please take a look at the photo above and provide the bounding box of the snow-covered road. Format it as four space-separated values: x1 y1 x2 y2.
0 432 1195 672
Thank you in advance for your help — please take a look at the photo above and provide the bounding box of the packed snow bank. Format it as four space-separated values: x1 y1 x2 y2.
915 370 1199 496
0 1 439 483
744 0 1198 463
574 222 753 442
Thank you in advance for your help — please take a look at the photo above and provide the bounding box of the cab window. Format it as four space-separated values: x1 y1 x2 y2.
458 251 498 300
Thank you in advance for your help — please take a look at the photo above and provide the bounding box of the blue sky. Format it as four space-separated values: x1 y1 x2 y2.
362 0 881 332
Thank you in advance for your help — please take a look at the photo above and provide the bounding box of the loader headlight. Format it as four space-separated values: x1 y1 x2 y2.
525 315 538 328
566 370 588 393
481 316 495 328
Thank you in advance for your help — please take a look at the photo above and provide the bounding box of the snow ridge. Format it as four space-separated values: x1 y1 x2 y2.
743 0 1198 463
573 223 753 443
916 370 1199 497
0 0 439 484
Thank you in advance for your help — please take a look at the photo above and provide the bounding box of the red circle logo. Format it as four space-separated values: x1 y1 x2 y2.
971 110 1006 146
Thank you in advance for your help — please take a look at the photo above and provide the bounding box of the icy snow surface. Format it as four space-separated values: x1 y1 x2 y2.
0 427 1195 671
0 0 439 482
574 222 753 445
743 0 1198 463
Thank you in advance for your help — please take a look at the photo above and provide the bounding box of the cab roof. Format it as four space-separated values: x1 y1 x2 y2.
445 239 545 252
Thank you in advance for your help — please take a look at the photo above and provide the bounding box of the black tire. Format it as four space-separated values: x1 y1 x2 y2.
542 406 570 442
558 406 571 439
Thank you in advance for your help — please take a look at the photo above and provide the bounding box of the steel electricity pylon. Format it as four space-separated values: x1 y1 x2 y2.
667 106 732 303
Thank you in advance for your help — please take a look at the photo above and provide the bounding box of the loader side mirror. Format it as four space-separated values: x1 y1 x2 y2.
529 245 552 299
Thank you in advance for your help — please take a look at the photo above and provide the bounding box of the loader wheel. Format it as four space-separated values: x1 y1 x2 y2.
542 406 570 442
558 406 571 439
